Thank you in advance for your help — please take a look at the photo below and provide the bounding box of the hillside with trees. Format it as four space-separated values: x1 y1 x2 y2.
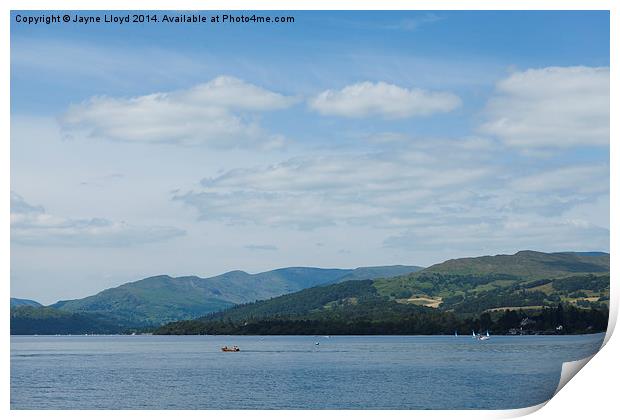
155 251 609 336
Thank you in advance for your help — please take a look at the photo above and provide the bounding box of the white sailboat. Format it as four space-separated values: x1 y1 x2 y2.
472 330 491 341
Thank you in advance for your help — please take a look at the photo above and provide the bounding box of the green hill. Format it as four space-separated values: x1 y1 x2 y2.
10 306 121 335
46 265 422 328
198 279 384 322
155 251 609 335
418 250 608 278
373 251 609 311
10 298 42 308
336 265 423 282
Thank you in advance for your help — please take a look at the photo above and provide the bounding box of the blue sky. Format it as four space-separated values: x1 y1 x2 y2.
10 11 610 303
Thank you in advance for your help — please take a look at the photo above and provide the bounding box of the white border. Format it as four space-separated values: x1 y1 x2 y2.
2 1 616 419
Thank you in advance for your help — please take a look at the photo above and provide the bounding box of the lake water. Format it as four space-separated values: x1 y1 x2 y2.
11 334 604 410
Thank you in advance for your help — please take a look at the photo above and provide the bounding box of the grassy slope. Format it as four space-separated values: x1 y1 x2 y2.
373 251 609 303
53 276 235 326
420 250 608 278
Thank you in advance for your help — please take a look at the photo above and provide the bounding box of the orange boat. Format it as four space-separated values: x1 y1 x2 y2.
221 346 240 352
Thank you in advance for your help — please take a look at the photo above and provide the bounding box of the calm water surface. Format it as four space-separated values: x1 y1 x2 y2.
11 334 604 409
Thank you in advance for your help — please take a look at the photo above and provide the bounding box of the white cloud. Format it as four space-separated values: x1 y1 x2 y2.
480 66 609 148
60 76 296 148
11 192 185 247
172 133 608 255
244 244 278 251
510 165 608 194
309 81 461 118
173 141 495 230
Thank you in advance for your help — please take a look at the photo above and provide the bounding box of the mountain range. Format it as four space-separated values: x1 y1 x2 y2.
11 265 422 333
11 251 610 335
155 251 610 335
